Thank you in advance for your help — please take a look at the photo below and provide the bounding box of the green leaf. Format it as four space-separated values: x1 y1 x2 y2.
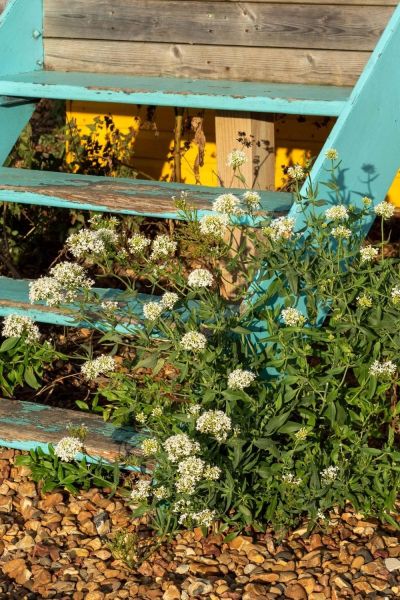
24 366 40 389
0 337 19 352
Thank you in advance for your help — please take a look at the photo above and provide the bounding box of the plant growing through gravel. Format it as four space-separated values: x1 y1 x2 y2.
21 151 400 535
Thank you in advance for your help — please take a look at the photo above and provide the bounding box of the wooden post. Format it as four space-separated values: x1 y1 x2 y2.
215 112 275 296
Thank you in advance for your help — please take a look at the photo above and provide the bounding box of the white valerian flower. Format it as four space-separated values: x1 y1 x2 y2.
143 301 164 321
227 149 247 169
29 276 65 306
325 205 349 221
175 456 205 494
150 235 177 260
160 292 179 310
356 294 373 308
54 436 83 462
325 148 339 161
130 480 152 503
391 286 400 305
281 307 306 327
196 410 232 443
320 465 339 484
101 300 118 315
317 509 327 521
242 191 261 211
164 433 201 463
151 407 163 418
374 201 395 219
369 359 397 378
66 228 118 259
287 164 305 180
180 331 207 352
187 404 202 416
203 465 221 481
187 268 214 288
294 427 309 442
331 225 351 239
360 245 379 262
263 216 295 242
282 473 302 486
128 233 151 255
81 355 116 380
362 196 372 207
153 485 169 500
199 214 229 238
136 412 147 424
192 509 217 528
227 369 256 390
212 193 242 216
50 262 94 293
141 438 159 456
1 315 40 343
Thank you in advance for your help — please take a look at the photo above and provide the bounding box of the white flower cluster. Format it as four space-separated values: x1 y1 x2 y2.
325 205 349 221
374 201 395 220
356 294 373 309
212 193 243 216
150 235 177 260
153 485 169 500
141 438 159 456
54 436 83 462
81 355 116 380
29 262 94 306
227 149 247 169
136 412 147 424
281 307 306 327
199 214 229 238
164 433 201 463
325 148 339 161
1 315 40 343
263 217 295 242
360 245 379 263
143 292 179 320
130 480 152 503
294 427 308 441
320 465 339 484
242 191 261 211
369 359 397 378
187 404 201 416
391 286 400 305
203 465 222 480
151 407 163 418
187 269 214 288
282 473 302 486
180 331 207 352
176 456 206 494
67 227 118 259
196 410 232 443
331 225 351 239
128 233 151 255
227 369 256 390
287 164 305 180
191 509 217 528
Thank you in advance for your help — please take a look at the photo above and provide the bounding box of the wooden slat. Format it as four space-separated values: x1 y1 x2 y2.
0 399 143 462
0 71 350 115
44 39 370 87
0 167 293 216
44 0 394 52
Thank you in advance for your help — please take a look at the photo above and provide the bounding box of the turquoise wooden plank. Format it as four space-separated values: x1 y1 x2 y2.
0 70 351 116
0 0 43 164
0 167 293 220
247 4 400 336
0 276 154 329
0 399 144 464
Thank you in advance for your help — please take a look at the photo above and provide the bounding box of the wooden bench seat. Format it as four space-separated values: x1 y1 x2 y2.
0 71 351 116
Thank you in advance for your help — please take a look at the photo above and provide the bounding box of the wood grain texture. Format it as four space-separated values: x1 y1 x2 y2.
0 167 293 217
44 0 393 51
44 39 370 86
0 399 143 461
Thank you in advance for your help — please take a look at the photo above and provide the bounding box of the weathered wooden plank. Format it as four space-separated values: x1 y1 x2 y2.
0 399 143 462
0 71 351 115
44 0 394 52
44 39 369 87
0 167 293 216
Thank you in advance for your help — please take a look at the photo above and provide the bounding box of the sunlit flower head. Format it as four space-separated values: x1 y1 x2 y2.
242 191 261 211
369 359 396 379
54 436 83 462
199 214 229 238
325 205 349 221
287 164 305 180
187 269 214 288
227 149 247 169
281 307 306 327
164 433 201 463
128 233 151 255
331 225 351 239
227 369 256 390
180 331 207 352
374 202 395 220
196 410 232 443
325 148 339 161
130 480 152 503
213 193 242 216
1 315 40 343
360 245 379 262
81 355 115 380
143 301 164 321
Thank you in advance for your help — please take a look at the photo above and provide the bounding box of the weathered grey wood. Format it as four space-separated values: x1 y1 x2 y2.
45 40 370 86
44 0 393 52
0 399 143 461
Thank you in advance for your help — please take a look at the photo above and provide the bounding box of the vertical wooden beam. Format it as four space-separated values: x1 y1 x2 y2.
215 111 275 296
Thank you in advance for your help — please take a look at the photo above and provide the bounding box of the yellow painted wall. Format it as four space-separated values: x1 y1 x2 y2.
67 102 400 205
